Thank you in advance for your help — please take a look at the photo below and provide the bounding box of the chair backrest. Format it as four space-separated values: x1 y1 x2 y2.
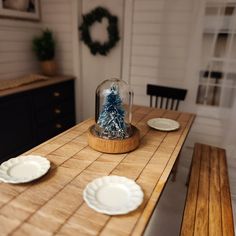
146 84 187 110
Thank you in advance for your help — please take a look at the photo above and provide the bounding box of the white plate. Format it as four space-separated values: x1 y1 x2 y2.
147 118 180 131
83 175 144 215
0 155 50 184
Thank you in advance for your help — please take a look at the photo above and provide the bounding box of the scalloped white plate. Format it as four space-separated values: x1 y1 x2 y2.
83 176 144 215
0 155 50 184
147 118 180 131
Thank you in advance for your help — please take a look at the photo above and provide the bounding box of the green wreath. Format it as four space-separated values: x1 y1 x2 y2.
79 7 120 56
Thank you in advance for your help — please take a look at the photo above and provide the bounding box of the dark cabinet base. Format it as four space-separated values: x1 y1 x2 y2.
0 78 76 163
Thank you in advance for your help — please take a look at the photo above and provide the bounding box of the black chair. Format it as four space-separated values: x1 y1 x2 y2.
146 84 188 181
146 84 187 110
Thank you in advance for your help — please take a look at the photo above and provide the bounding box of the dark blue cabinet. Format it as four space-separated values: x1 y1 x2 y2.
0 79 76 163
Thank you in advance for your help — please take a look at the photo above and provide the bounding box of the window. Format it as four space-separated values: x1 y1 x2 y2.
196 1 236 107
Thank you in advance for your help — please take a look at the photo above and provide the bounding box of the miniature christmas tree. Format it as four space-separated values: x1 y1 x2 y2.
97 84 128 139
88 78 140 153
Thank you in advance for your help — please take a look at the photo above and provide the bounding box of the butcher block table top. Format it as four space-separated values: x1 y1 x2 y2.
0 105 195 236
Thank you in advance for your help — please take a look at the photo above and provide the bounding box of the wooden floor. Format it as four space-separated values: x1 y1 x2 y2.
144 158 189 236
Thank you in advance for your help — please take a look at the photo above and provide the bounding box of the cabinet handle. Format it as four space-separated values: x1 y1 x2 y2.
56 123 62 129
53 92 60 97
54 108 61 114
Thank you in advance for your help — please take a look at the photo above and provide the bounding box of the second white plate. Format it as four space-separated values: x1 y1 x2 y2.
0 155 50 184
83 175 144 215
147 118 180 131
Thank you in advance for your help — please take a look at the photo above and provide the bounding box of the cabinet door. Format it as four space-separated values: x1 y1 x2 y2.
0 93 34 163
32 80 76 144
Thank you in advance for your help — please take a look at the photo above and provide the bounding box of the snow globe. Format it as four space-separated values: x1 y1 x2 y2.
88 78 140 153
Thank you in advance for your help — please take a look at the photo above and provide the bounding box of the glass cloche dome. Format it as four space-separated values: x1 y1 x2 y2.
94 78 133 139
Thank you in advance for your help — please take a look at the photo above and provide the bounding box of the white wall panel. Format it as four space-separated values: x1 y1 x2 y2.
132 45 160 57
41 0 74 75
0 61 38 74
165 0 193 11
0 29 40 41
158 69 185 81
0 20 41 79
132 35 160 46
161 23 190 35
160 35 189 47
124 0 194 110
132 56 159 67
0 41 30 52
80 0 124 120
0 52 35 63
41 14 72 24
158 58 187 70
133 23 161 34
0 0 74 80
131 66 158 77
134 1 164 11
58 42 73 52
162 12 192 23
44 23 72 33
41 3 71 14
133 23 190 36
133 12 162 23
130 76 160 86
160 46 188 59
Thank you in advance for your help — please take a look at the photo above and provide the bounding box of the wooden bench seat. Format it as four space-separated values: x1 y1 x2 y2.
180 143 235 236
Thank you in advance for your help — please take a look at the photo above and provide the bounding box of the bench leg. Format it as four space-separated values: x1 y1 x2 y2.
171 155 180 182
186 158 193 186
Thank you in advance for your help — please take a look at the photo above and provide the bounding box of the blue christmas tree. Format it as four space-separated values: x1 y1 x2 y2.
97 84 128 139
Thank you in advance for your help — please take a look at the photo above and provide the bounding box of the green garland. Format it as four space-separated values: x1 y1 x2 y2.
79 7 120 56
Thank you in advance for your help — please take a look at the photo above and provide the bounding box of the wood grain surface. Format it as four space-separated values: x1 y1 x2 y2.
0 105 195 236
0 75 74 97
180 143 235 236
87 125 140 153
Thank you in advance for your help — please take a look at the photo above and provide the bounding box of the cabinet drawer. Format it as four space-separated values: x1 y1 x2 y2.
33 80 74 107
35 115 75 143
35 100 75 124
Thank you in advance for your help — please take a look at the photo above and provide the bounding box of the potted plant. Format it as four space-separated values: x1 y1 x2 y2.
33 29 57 76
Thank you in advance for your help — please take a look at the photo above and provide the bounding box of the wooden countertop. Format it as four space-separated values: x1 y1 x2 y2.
0 105 195 236
0 75 75 97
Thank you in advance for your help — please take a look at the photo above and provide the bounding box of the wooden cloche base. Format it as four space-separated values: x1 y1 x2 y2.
88 125 140 154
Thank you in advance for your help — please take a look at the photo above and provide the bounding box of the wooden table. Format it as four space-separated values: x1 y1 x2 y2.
0 105 195 236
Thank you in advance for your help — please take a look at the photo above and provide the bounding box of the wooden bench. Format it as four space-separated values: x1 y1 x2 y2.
180 143 235 236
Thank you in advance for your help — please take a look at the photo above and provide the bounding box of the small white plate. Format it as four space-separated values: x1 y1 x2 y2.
83 175 144 215
0 155 50 184
147 118 180 131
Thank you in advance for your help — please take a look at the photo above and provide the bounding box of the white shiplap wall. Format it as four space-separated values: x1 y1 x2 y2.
40 0 74 75
126 0 194 107
0 0 74 81
0 20 41 80
80 0 124 120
